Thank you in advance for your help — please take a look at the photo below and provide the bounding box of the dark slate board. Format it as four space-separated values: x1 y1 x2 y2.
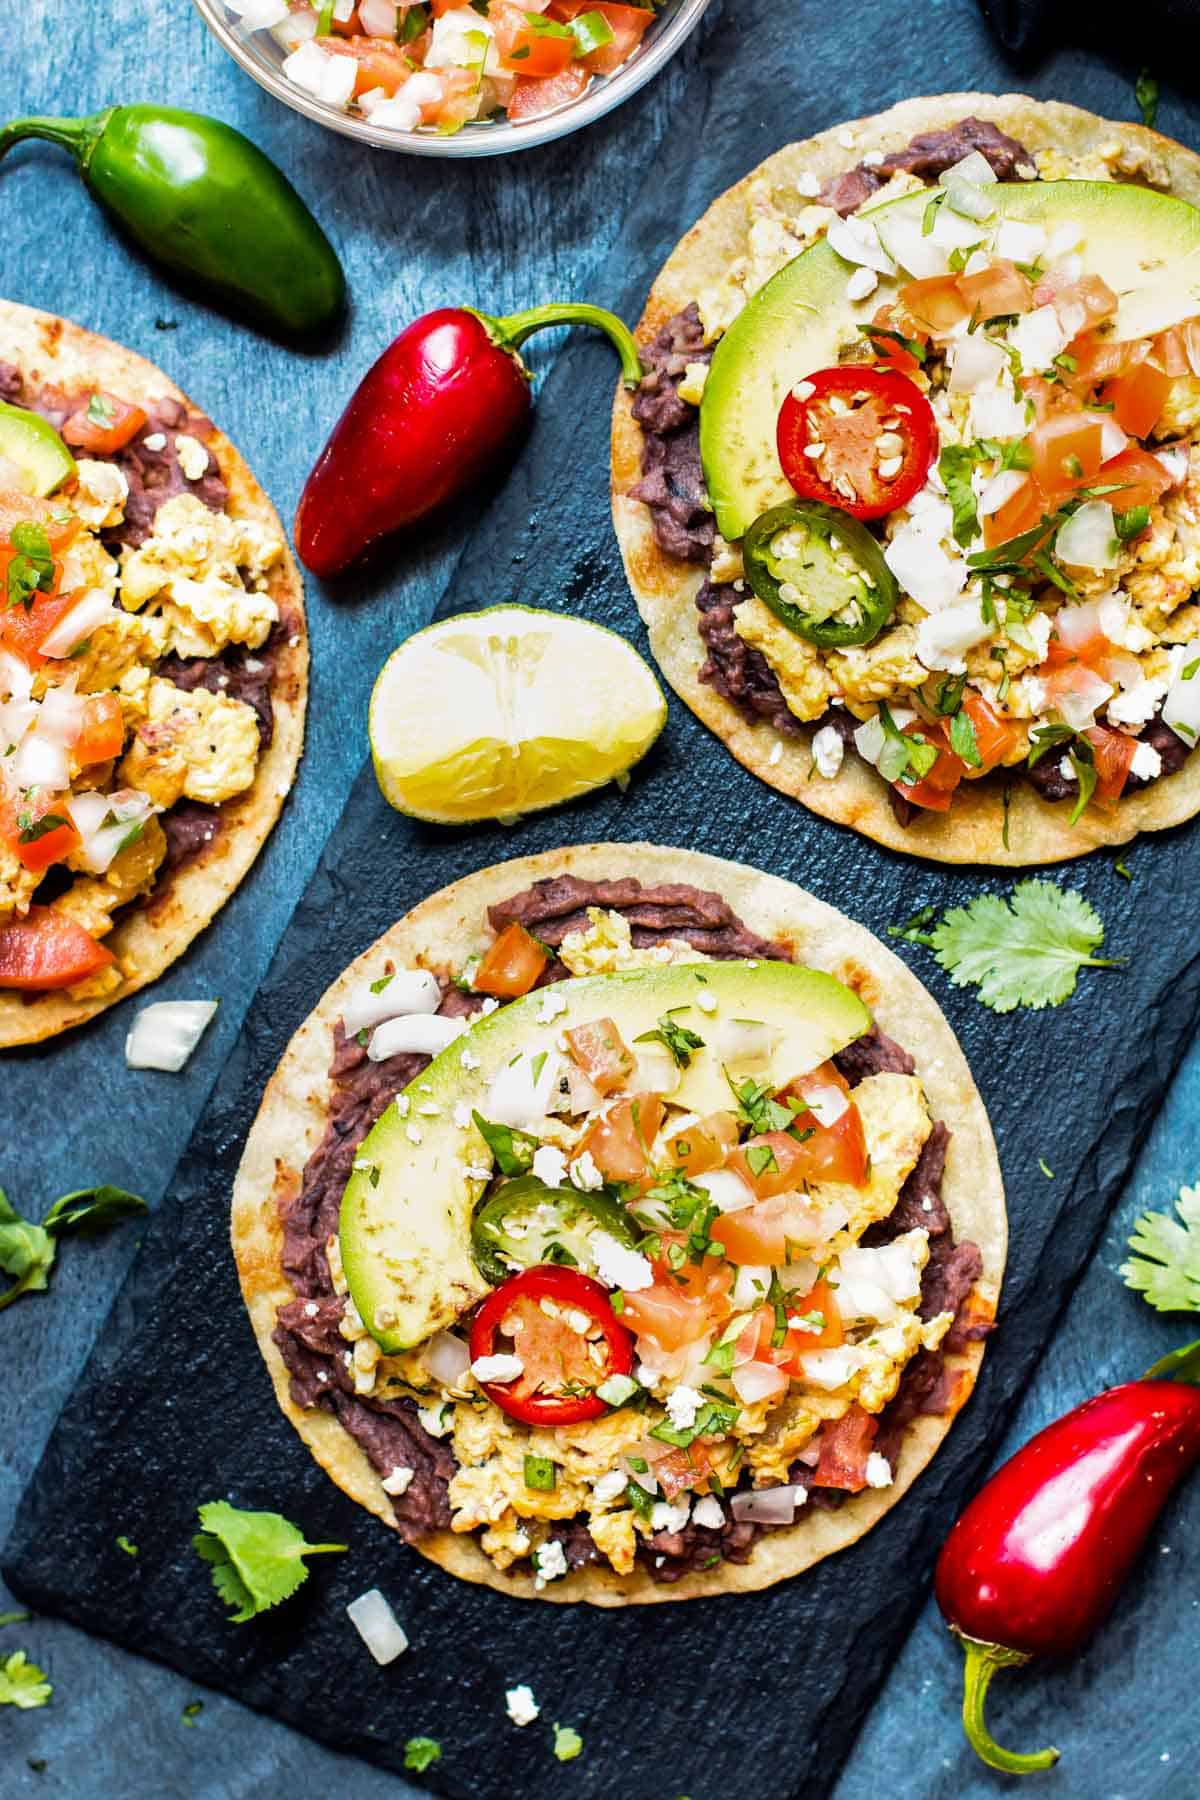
7 6 1200 1799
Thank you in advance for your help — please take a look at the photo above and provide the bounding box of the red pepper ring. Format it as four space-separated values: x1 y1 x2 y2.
776 365 938 522
934 1340 1200 1774
468 1264 634 1426
294 301 645 578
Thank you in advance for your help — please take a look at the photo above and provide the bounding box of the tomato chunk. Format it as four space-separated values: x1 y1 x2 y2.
578 1093 664 1185
622 1240 733 1352
955 259 1034 320
813 1405 879 1492
75 691 126 766
564 1015 635 1095
725 1130 811 1199
652 1441 713 1500
0 905 114 991
1084 723 1137 807
0 492 79 552
4 792 80 874
548 1 654 73
0 587 80 669
508 64 589 120
666 1110 738 1177
899 275 969 336
779 1063 868 1186
1097 445 1173 514
961 690 1020 774
61 393 147 455
1102 360 1171 439
492 1 574 76
1031 414 1103 493
473 922 549 997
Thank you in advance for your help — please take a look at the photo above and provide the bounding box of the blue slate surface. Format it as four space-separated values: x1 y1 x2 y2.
3 0 1199 1794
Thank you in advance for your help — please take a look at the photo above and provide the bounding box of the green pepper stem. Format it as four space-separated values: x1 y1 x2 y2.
1143 1338 1200 1385
0 110 112 169
478 303 645 389
957 1634 1060 1776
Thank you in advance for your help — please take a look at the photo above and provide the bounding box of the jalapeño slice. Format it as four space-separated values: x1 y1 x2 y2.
471 1175 639 1285
742 499 899 648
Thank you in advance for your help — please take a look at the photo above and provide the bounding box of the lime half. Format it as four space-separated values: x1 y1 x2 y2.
369 605 667 824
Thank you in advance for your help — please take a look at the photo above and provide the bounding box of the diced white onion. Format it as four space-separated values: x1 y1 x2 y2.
939 150 999 190
826 215 897 277
874 212 947 280
715 1016 779 1069
992 218 1047 262
228 0 290 26
341 967 440 1036
0 649 33 701
125 1000 218 1072
1008 305 1069 371
484 1047 560 1129
425 1330 471 1387
359 0 398 32
732 1264 772 1310
978 469 1028 518
271 6 317 48
948 333 1007 393
12 731 69 790
803 1082 849 1128
1156 444 1190 487
694 1168 757 1214
777 1257 820 1291
853 706 917 769
731 1484 804 1524
38 588 115 658
1057 668 1115 731
942 178 995 222
35 678 84 744
627 1045 681 1096
346 1589 408 1665
1083 411 1129 465
731 1361 790 1404
798 1346 864 1390
66 787 152 874
1164 649 1200 745
1056 501 1120 571
368 1013 467 1062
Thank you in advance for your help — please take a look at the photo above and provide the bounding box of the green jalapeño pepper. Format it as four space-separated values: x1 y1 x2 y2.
0 106 345 338
743 499 899 648
472 1175 639 1285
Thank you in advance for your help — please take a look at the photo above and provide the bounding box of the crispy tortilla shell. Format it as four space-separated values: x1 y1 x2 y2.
232 843 1004 1605
611 95 1200 865
0 300 307 1045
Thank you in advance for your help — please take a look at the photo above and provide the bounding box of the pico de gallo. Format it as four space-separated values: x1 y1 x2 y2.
236 0 658 134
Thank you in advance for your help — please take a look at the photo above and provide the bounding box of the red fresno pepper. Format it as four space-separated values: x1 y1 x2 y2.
468 1264 633 1427
934 1341 1200 1774
775 364 938 521
295 302 644 577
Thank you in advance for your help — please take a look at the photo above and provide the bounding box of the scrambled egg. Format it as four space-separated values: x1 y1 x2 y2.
118 676 260 808
119 493 283 656
827 625 928 715
811 1073 933 1252
733 595 835 721
558 906 708 977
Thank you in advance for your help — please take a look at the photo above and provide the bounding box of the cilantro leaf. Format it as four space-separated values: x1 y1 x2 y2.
1121 1182 1200 1312
939 444 984 548
920 881 1121 1012
192 1501 346 1623
41 1184 146 1236
0 1650 52 1710
1135 68 1159 129
0 1611 30 1628
635 1013 705 1070
553 1723 584 1762
471 1112 537 1177
404 1737 442 1772
0 1182 146 1312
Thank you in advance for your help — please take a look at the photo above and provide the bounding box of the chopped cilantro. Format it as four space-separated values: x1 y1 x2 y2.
877 700 938 787
182 1700 204 1726
1121 1181 1200 1312
938 443 985 548
0 1183 145 1314
745 1142 778 1179
949 708 982 768
116 1535 139 1557
0 1612 30 1629
624 1477 656 1519
1038 1158 1055 1180
404 1737 443 1773
523 1454 556 1492
636 1013 705 1069
369 973 394 995
552 1723 583 1762
888 904 937 945
857 322 927 366
1115 504 1151 542
471 1112 538 1176
902 880 1121 1012
1114 856 1133 881
0 1651 52 1710
1135 69 1159 129
192 1500 345 1623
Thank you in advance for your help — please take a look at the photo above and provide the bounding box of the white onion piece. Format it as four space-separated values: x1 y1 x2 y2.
346 1589 408 1665
1057 669 1115 732
627 1045 680 1096
271 5 318 49
341 967 440 1036
826 215 896 277
1164 652 1200 746
425 1330 471 1387
694 1168 756 1214
1056 501 1119 571
948 333 1006 392
0 649 34 701
38 589 115 659
942 178 995 222
483 1047 560 1129
368 1013 467 1062
12 731 69 790
359 0 398 33
853 707 916 770
547 1059 601 1116
802 1082 849 1128
229 0 290 26
875 212 948 280
620 1455 659 1495
66 788 152 874
36 679 84 744
1156 443 1190 488
1083 410 1129 465
939 150 999 190
0 694 36 749
715 1016 779 1069
799 1346 864 1391
777 1257 820 1291
731 1484 804 1524
731 1360 789 1404
978 469 1027 518
125 1000 218 1072
732 1264 772 1310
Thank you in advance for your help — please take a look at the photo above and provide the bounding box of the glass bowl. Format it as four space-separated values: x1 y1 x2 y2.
192 0 712 158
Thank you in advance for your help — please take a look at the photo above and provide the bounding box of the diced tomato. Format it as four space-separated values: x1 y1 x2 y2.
1031 413 1103 493
507 64 589 120
492 1 574 77
897 731 965 812
1084 723 1138 807
750 1278 845 1375
709 1192 821 1265
473 921 549 997
0 904 114 991
0 587 80 669
725 1130 811 1200
961 689 1020 773
61 393 147 455
984 469 1045 546
955 258 1034 320
667 1110 739 1177
1150 322 1200 377
1097 445 1173 514
778 1063 868 1187
652 1441 713 1500
1101 360 1171 439
1036 272 1118 331
1042 605 1117 671
3 791 80 875
866 305 927 375
578 1093 664 1185
1064 328 1145 395
75 691 125 766
547 0 654 74
899 275 970 335
622 1237 733 1352
565 1015 635 1095
0 492 79 553
324 34 413 96
812 1405 879 1492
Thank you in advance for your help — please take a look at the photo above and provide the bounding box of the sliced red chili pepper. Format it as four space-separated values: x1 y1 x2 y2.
776 365 938 522
468 1264 633 1426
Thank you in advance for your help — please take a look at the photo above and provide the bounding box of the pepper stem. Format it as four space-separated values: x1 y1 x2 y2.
475 303 645 390
0 111 111 169
1143 1338 1200 1385
957 1634 1060 1776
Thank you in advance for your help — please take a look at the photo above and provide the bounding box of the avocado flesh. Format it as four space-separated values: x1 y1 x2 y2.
701 179 1200 542
340 959 871 1352
0 404 76 497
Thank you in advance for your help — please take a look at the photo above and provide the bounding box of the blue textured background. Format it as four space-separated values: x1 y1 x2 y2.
3 1 1198 1794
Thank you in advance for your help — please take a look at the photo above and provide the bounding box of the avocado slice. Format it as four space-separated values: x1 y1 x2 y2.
0 403 76 497
340 959 871 1352
701 179 1200 543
